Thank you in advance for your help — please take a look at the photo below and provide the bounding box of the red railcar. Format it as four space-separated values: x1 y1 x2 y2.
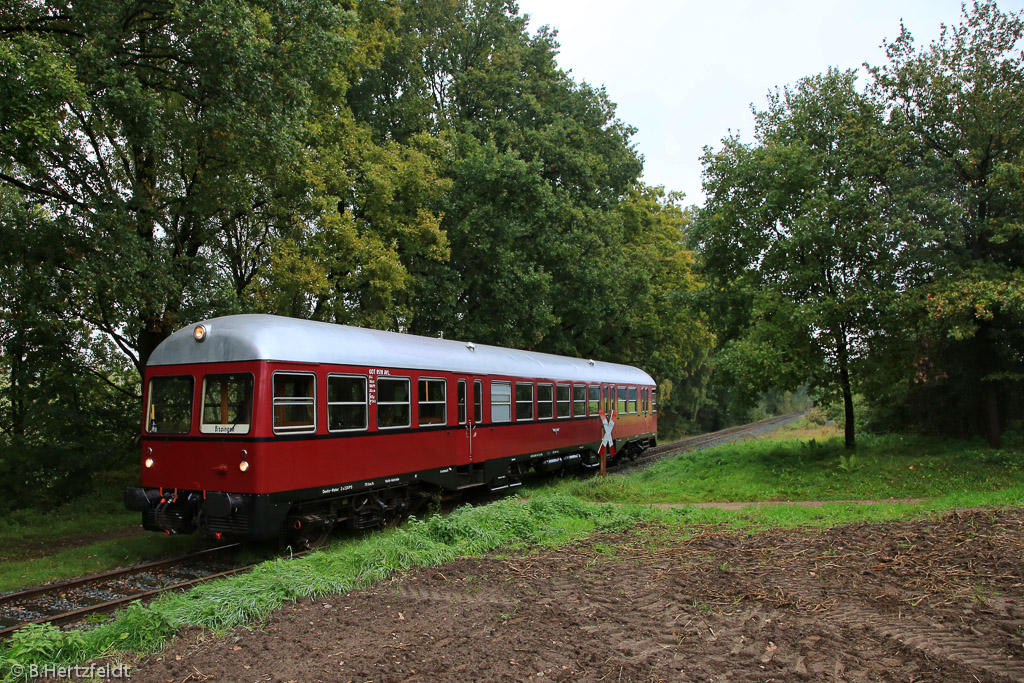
125 315 657 545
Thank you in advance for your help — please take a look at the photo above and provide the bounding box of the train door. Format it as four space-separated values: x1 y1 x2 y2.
454 378 482 465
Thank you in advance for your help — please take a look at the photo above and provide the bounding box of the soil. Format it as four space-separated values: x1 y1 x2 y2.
128 508 1024 683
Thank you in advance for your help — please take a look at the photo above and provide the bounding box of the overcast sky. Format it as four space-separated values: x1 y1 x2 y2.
513 0 1024 206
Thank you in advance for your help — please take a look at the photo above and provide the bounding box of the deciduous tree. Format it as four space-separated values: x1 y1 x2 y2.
692 69 906 449
869 0 1024 446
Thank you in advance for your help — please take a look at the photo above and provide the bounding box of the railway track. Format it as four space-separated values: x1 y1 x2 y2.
0 413 803 639
0 544 249 638
626 411 804 470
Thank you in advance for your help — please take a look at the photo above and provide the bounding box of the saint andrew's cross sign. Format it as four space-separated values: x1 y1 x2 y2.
597 387 617 476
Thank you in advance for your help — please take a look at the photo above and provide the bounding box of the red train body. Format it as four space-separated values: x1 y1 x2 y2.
125 315 657 544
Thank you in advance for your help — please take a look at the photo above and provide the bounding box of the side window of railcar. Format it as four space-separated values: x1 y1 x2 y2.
491 381 511 422
628 387 638 414
418 378 446 426
652 389 657 414
474 380 483 423
146 376 194 434
573 385 587 416
515 382 534 421
378 377 411 429
273 373 316 434
556 384 571 418
327 375 367 432
588 385 600 415
201 374 253 434
458 380 468 424
617 386 628 414
537 384 554 419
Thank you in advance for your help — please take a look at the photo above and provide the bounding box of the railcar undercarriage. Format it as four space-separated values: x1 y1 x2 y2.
127 437 656 548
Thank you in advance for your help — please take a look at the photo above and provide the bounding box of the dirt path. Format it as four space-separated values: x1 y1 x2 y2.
130 508 1024 682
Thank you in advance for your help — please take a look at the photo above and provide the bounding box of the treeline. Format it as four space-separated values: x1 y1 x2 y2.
691 1 1024 449
1 0 1021 510
0 0 713 508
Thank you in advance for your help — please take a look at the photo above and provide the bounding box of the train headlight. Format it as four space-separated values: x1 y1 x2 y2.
239 460 250 472
193 324 207 342
145 457 155 468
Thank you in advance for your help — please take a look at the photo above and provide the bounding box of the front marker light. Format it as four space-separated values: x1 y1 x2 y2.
239 460 250 472
145 457 155 468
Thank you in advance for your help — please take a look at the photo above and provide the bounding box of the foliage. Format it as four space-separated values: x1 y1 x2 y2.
694 2 1024 445
691 68 902 449
0 0 715 505
865 0 1024 446
1 624 84 673
347 0 712 415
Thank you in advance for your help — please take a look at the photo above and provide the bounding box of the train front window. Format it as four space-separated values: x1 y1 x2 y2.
200 374 253 434
273 373 316 434
146 376 193 434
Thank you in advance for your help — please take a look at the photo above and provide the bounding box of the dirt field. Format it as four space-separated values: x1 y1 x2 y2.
131 508 1024 682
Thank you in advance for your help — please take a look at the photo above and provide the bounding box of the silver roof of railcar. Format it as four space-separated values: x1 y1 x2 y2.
147 314 655 385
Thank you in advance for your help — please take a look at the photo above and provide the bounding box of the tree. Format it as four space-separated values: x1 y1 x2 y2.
0 0 378 370
692 69 907 449
869 0 1024 446
344 0 714 432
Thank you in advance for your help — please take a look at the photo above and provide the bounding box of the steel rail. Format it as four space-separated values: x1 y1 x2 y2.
627 412 804 469
0 544 240 607
0 544 244 638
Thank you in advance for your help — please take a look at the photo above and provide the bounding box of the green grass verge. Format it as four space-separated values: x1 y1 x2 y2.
535 431 1024 504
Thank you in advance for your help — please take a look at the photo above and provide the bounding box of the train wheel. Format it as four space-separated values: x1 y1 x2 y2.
284 515 335 550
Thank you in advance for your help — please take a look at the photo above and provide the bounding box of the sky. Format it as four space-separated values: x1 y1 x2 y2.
513 0 1024 206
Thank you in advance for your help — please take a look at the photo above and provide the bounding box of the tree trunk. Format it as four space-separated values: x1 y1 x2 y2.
836 326 856 450
840 364 856 451
976 322 1002 448
984 383 1001 448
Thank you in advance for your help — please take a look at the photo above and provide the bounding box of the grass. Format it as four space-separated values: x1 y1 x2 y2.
2 420 1023 680
0 487 139 555
535 426 1024 504
0 484 209 594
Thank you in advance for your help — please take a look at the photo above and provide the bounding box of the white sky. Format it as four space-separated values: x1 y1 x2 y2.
514 0 1024 206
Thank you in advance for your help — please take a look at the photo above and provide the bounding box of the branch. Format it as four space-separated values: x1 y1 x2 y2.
0 171 86 207
81 364 141 400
